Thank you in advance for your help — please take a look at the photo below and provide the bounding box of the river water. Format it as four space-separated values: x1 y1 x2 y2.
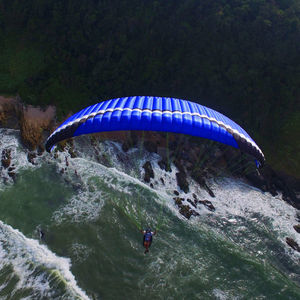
0 128 299 299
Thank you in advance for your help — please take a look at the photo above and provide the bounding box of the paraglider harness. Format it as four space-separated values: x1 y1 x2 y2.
143 230 153 247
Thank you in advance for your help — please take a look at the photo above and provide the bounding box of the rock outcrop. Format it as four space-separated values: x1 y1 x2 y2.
286 237 300 252
246 165 299 209
143 161 154 183
20 105 56 150
1 149 12 169
293 224 300 234
0 96 56 150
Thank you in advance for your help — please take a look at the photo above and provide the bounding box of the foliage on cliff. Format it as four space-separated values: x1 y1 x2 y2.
0 0 299 176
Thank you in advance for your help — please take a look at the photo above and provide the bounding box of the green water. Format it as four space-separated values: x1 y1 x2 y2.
0 166 73 235
0 160 299 299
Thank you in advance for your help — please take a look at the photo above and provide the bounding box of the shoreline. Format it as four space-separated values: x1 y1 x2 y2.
0 95 299 251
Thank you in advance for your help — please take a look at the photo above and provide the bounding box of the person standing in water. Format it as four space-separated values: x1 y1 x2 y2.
140 228 156 254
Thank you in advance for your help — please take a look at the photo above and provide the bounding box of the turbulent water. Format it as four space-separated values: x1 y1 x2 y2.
0 128 299 299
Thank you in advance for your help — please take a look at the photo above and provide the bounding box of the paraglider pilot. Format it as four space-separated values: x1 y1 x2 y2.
140 228 156 254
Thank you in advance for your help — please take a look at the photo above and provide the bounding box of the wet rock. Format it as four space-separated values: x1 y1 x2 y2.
160 177 165 185
191 210 200 217
68 147 77 158
179 205 193 219
56 140 68 152
8 171 16 180
143 161 154 183
174 190 179 196
205 185 215 198
293 224 300 234
27 152 37 165
245 165 299 209
187 198 197 208
150 183 154 188
174 159 185 173
1 149 12 169
286 237 300 252
246 170 268 192
198 200 215 211
191 169 215 197
173 197 184 206
176 172 189 193
37 146 44 155
158 158 171 172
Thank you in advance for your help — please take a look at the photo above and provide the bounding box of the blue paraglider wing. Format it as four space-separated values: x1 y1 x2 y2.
45 96 264 164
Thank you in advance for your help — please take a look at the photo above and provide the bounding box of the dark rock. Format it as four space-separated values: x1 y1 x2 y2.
191 169 215 197
179 205 193 219
158 158 171 172
65 157 69 167
269 187 278 197
187 198 197 208
198 200 215 211
27 152 37 165
144 141 157 153
8 166 15 172
1 149 12 169
143 161 154 183
150 183 154 188
39 229 45 240
8 171 16 180
27 153 36 164
245 164 300 209
286 237 300 252
245 172 267 192
191 210 200 216
176 172 189 193
174 159 185 173
160 177 165 185
206 185 215 198
37 145 44 155
68 147 77 158
174 190 179 196
173 197 184 207
293 224 300 234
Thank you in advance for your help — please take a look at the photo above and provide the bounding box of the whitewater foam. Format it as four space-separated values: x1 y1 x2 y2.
0 220 89 299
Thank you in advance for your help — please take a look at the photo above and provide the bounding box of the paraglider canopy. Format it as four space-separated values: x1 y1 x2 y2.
45 96 265 166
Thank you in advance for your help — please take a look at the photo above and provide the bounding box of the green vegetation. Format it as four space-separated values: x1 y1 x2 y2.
0 0 299 176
